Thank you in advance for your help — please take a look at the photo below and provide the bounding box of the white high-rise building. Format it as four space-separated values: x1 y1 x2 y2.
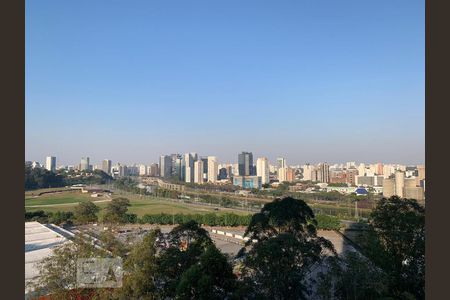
207 156 218 183
45 156 56 172
194 160 204 184
303 164 315 181
278 167 288 182
184 153 196 183
80 157 90 171
256 157 269 184
102 159 112 174
139 164 148 176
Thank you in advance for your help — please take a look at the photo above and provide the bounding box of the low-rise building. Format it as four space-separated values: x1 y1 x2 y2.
233 176 262 189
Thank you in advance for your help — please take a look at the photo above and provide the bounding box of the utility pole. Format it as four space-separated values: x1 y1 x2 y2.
355 200 359 219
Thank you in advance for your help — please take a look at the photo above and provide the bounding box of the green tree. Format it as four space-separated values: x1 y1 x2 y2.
157 221 214 298
365 196 425 299
175 245 237 300
116 229 162 300
74 201 100 224
102 197 131 224
241 196 335 299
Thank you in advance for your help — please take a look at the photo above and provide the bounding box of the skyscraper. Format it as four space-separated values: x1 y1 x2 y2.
159 155 172 178
102 159 112 174
80 157 90 171
256 157 269 184
238 152 254 176
277 157 288 182
201 157 208 182
184 153 197 183
149 163 159 177
207 156 218 183
139 164 148 176
45 156 56 172
194 160 204 184
171 154 182 180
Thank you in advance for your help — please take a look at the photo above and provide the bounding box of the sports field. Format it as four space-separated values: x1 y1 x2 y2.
25 189 252 217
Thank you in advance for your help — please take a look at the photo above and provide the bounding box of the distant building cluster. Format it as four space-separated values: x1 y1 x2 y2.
26 154 425 200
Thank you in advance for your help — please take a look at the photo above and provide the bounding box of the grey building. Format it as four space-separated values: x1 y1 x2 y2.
159 155 172 178
238 152 254 176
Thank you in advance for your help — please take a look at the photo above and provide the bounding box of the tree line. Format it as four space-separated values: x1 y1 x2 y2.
27 196 424 299
25 200 341 230
25 165 113 190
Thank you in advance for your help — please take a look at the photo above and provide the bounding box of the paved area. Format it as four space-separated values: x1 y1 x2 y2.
25 222 69 295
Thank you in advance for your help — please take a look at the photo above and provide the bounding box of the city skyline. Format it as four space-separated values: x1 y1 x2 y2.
26 0 424 165
27 152 424 168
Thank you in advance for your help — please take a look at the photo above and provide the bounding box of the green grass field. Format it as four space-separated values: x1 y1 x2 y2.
25 191 252 217
25 191 93 206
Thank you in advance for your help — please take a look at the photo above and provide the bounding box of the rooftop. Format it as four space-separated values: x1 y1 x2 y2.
25 222 69 294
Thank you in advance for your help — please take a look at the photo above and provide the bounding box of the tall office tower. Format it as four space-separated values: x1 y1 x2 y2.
194 160 204 184
395 171 405 197
238 152 254 176
80 157 90 171
170 154 182 180
207 156 218 183
159 155 172 178
302 164 313 181
183 153 196 183
45 156 56 172
102 159 112 174
317 163 330 183
256 157 270 184
149 163 159 177
201 157 209 182
139 164 148 176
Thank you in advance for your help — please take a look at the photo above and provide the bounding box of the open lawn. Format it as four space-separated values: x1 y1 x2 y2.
25 191 252 217
25 191 95 205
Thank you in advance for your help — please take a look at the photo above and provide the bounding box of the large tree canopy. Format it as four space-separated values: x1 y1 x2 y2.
367 196 425 299
241 196 335 300
102 198 131 224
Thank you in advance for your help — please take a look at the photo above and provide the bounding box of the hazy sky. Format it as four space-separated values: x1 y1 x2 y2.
26 0 424 166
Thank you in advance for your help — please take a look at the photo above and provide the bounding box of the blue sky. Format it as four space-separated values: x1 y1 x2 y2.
26 0 424 166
